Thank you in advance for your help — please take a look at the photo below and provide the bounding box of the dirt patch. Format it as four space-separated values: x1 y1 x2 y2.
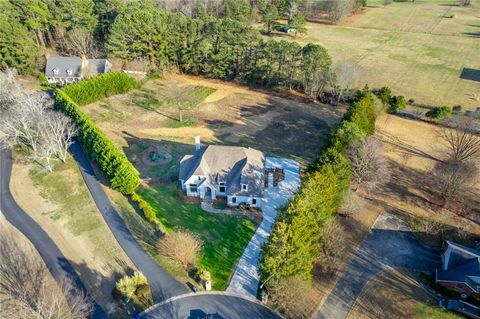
10 157 135 317
347 269 435 319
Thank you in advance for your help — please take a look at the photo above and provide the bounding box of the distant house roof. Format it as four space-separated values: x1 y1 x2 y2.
45 56 83 78
437 241 480 292
45 56 110 78
179 145 265 197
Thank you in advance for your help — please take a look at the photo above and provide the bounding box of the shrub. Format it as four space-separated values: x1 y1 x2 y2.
387 95 406 114
116 272 148 299
130 192 163 227
426 106 452 120
53 89 140 194
37 73 49 86
375 86 392 106
115 272 152 308
452 105 462 113
63 72 137 105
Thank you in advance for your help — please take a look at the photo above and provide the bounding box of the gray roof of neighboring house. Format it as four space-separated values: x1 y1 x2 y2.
437 241 480 291
87 59 108 76
45 56 83 78
45 56 109 78
179 145 265 197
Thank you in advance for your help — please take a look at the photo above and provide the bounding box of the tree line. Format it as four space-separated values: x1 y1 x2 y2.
260 87 377 293
53 73 140 195
0 0 341 101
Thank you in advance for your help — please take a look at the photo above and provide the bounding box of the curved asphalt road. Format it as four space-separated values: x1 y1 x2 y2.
0 147 108 319
69 141 188 301
139 292 283 319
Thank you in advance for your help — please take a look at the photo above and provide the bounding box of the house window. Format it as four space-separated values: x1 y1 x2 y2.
190 184 197 192
232 197 236 203
242 184 248 191
219 182 226 186
252 198 257 205
219 186 226 193
52 68 59 75
66 69 73 76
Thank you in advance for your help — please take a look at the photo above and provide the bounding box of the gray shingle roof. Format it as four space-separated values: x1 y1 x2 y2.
437 241 480 292
45 56 82 78
45 56 109 78
179 145 265 197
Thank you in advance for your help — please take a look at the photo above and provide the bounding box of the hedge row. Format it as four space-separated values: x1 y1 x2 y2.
54 89 140 194
62 72 137 105
260 87 377 282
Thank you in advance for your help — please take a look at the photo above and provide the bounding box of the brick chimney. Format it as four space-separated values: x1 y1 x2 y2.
81 54 89 78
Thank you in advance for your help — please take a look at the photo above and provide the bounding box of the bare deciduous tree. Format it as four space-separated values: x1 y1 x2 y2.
0 226 92 319
439 119 480 162
331 62 361 103
265 275 315 319
325 0 355 22
317 218 345 273
0 70 77 171
157 229 203 270
339 190 365 217
44 112 77 163
55 27 97 57
347 136 389 191
430 158 477 205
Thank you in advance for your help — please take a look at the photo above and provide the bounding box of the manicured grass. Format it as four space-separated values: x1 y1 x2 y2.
137 184 257 290
30 158 103 236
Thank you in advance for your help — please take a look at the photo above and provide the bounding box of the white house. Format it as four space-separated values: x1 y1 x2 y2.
179 137 265 208
45 56 112 85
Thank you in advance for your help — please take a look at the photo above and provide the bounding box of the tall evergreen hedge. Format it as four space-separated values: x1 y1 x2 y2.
62 72 137 105
260 88 377 282
54 89 140 195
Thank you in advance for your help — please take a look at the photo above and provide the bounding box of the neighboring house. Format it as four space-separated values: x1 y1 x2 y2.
179 137 264 208
45 56 112 85
436 241 480 296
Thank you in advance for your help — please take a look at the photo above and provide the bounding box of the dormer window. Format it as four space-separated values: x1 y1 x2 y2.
52 68 59 75
66 69 73 76
241 184 248 191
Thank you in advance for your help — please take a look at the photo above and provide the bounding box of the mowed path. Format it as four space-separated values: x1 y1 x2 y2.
316 213 439 319
69 141 188 301
0 147 108 319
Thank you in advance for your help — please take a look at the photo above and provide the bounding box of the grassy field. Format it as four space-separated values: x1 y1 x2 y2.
268 0 480 110
11 156 134 317
137 184 257 290
374 114 480 247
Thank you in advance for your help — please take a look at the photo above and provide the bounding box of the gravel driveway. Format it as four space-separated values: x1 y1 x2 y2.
316 213 440 319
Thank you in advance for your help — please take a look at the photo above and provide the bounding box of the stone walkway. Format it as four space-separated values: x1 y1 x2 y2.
227 158 300 298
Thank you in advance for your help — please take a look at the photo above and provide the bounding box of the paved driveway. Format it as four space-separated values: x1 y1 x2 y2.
139 292 283 319
70 141 187 301
0 147 108 318
227 157 300 297
316 213 440 319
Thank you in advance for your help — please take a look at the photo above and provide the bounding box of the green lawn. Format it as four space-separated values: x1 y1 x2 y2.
137 184 257 290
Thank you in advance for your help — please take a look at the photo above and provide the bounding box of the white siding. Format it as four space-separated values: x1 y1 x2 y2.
227 195 261 208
